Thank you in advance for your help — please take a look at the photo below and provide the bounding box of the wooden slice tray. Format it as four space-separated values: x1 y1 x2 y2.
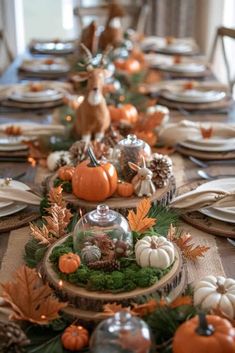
176 144 235 160
0 207 39 233
47 174 176 215
176 180 235 238
42 235 186 321
158 95 233 111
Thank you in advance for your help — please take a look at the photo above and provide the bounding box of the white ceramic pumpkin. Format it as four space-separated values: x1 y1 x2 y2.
47 151 72 172
194 275 235 319
135 235 175 269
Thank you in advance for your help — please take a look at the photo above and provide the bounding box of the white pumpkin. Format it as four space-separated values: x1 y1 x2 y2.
194 275 235 319
135 235 175 269
47 151 72 172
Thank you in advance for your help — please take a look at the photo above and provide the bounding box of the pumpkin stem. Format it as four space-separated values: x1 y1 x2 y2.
195 313 214 336
216 280 227 294
87 146 100 167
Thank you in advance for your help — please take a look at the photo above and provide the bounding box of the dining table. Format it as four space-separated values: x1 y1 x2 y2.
0 46 234 293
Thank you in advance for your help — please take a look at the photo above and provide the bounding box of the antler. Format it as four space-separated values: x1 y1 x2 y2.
80 43 93 65
100 45 113 67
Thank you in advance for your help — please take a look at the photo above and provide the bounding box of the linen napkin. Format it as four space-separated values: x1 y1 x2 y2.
0 188 41 206
159 120 235 146
170 188 235 212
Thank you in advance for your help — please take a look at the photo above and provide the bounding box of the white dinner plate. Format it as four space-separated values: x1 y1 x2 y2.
156 62 206 74
158 43 194 54
187 136 235 147
161 88 226 103
197 178 235 223
0 144 28 151
34 42 74 54
180 140 235 152
0 179 30 209
0 136 35 146
21 60 70 74
9 90 63 103
0 203 27 218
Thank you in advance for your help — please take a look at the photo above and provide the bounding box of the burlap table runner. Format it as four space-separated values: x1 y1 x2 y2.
0 155 226 293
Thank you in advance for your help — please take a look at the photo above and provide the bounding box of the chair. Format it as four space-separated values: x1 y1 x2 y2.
209 26 235 92
73 1 149 35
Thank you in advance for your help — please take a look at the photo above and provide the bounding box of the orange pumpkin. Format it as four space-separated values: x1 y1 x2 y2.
61 325 89 351
109 104 138 124
117 181 134 197
58 166 75 181
72 147 118 202
114 58 141 73
173 313 235 353
58 253 81 274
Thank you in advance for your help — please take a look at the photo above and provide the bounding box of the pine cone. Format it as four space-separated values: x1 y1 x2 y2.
69 141 87 165
88 259 120 271
149 153 172 188
0 320 29 353
102 126 123 148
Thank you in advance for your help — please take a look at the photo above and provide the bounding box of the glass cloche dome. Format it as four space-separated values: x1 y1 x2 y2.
112 134 152 181
73 204 133 257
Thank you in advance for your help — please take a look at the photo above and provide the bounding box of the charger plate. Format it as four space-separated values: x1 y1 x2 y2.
175 179 235 238
176 144 235 160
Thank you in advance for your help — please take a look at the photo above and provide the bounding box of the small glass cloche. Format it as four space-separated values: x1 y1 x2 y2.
90 311 152 353
112 134 152 181
73 204 133 259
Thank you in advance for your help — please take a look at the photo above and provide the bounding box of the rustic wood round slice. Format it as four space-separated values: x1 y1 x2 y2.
158 95 233 111
42 235 185 321
176 180 235 238
0 207 39 233
176 144 235 160
47 174 176 215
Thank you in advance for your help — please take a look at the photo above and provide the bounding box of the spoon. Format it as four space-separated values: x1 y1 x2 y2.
197 170 234 180
189 156 235 168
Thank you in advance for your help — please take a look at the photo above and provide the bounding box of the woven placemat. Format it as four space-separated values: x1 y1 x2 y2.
0 207 39 233
158 95 233 111
176 180 235 238
176 144 235 160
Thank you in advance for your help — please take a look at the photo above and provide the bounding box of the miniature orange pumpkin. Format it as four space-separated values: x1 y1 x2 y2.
58 166 75 181
117 181 134 197
114 58 141 73
58 253 81 274
109 104 138 124
173 313 235 353
61 325 89 351
72 147 118 202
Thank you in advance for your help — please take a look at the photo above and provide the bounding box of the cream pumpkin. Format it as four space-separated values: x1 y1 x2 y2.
194 275 235 319
135 235 175 269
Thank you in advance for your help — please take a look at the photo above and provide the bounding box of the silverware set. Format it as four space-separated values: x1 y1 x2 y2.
189 156 235 180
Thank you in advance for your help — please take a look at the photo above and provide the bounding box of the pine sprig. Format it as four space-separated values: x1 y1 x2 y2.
148 205 180 237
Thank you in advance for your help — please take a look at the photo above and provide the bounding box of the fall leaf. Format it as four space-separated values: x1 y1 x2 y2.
1 266 67 325
200 125 213 139
154 146 175 155
103 303 131 317
170 295 193 308
44 203 72 239
131 299 158 316
167 225 210 261
30 223 51 245
48 186 65 207
134 131 157 147
128 198 156 233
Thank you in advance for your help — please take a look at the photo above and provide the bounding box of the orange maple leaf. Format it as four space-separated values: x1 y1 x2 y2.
170 295 193 308
1 266 67 325
131 299 158 316
103 303 131 317
128 198 156 233
167 225 210 261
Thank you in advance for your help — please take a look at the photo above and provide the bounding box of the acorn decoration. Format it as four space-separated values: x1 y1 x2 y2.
115 240 128 258
81 245 102 264
88 259 120 271
148 153 172 188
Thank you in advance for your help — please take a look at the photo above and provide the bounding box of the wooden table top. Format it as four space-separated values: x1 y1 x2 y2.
0 54 234 278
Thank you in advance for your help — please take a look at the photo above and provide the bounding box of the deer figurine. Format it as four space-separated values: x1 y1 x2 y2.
99 1 125 50
128 158 156 197
80 20 98 54
74 44 112 142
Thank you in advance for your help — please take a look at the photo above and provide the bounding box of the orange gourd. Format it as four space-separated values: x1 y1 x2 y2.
72 147 118 202
58 166 75 181
61 325 89 351
114 58 141 73
117 181 134 197
58 253 81 274
173 313 235 353
109 104 138 124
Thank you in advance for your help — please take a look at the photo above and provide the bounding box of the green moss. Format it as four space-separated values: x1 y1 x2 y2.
53 177 72 193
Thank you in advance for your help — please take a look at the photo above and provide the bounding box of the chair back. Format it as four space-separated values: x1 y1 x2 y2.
209 26 235 92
